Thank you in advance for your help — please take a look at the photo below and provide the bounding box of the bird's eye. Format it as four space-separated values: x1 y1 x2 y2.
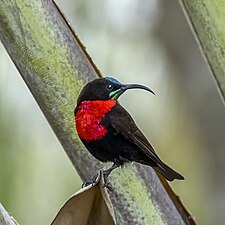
107 84 113 90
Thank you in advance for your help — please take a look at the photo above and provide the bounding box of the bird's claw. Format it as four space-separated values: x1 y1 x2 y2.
81 172 113 191
102 182 113 192
82 174 98 188
82 180 97 188
101 171 113 191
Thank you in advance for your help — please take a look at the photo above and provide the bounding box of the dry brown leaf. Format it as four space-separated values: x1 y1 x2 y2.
51 171 117 225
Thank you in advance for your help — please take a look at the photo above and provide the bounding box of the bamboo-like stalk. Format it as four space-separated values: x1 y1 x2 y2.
179 0 225 104
0 204 19 225
0 1 193 224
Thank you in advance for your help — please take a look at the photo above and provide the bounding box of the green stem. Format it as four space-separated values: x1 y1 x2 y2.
179 0 225 103
0 1 193 224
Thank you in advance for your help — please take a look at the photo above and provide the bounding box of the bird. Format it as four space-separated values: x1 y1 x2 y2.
74 77 184 186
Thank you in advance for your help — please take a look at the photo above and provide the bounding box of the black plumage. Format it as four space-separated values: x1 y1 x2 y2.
75 77 184 185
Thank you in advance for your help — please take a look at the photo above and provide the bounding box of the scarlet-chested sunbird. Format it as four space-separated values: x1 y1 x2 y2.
75 77 184 186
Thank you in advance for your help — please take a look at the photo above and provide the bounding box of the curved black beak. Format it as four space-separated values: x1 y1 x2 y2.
121 84 155 95
110 83 155 100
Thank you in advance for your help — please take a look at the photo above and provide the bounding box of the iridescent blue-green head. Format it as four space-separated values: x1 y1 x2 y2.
77 77 155 105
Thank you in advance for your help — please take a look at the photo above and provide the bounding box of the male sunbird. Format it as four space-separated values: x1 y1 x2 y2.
75 77 184 186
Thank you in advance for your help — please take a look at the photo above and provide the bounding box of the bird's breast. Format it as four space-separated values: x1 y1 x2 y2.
75 100 116 141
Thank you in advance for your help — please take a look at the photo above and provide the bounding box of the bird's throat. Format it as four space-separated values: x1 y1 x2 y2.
75 100 116 141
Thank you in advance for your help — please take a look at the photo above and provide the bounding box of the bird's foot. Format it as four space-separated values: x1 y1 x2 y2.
81 173 112 191
102 182 113 192
82 164 118 191
82 174 98 188
101 170 113 191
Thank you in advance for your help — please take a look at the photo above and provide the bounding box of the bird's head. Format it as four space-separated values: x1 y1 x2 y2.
76 77 155 105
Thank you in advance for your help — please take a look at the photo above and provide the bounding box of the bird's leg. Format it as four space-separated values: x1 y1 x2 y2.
103 163 120 180
82 163 121 189
102 163 120 189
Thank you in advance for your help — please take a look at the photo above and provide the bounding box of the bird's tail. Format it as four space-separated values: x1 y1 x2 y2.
154 161 184 181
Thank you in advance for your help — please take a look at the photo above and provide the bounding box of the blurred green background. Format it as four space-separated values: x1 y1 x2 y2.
1 0 225 224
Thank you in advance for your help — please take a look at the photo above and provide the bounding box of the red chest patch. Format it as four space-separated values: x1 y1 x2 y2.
75 100 116 141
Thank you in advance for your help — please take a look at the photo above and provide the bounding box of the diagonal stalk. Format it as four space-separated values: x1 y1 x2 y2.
0 1 194 224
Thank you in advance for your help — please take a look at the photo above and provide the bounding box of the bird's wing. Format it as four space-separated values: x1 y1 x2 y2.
106 104 161 163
